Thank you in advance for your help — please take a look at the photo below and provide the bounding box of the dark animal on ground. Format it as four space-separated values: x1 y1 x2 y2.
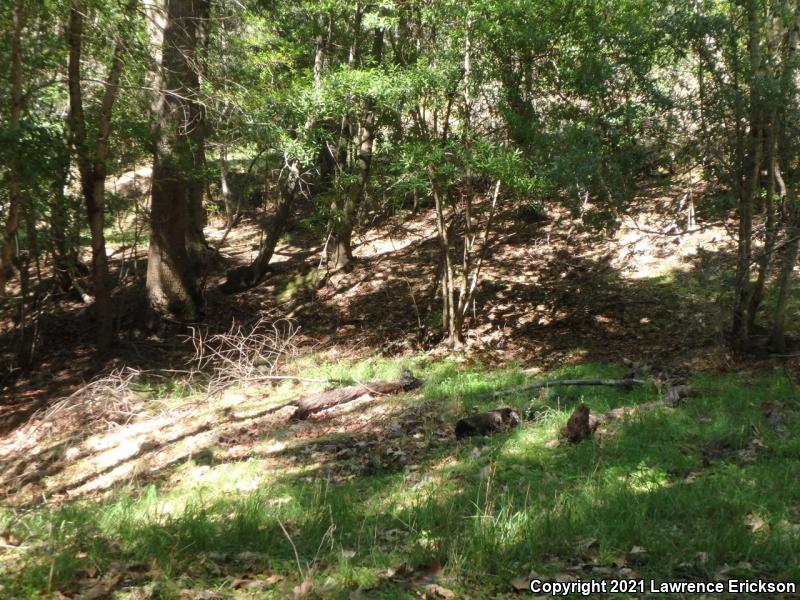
561 403 599 443
455 407 521 439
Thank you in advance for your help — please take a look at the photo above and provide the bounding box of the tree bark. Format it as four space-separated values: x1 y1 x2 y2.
731 0 763 350
146 0 208 322
49 132 75 292
431 178 463 349
290 370 421 421
0 0 25 295
249 161 300 282
67 0 131 352
185 0 210 266
748 124 778 329
769 225 799 353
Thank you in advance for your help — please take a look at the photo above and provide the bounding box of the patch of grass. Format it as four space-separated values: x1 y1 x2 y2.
132 376 197 405
2 362 799 598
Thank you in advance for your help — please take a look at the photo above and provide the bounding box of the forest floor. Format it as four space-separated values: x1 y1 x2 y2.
1 176 799 598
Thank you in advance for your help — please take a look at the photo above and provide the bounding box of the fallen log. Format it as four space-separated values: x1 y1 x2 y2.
494 378 645 398
290 370 422 421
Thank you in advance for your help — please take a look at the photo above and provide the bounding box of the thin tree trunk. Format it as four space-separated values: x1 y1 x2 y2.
431 178 462 349
185 0 210 266
221 160 300 292
67 0 131 352
770 222 799 353
250 161 300 281
328 8 383 271
219 146 234 226
50 132 73 291
748 123 778 329
731 0 763 350
1 0 25 294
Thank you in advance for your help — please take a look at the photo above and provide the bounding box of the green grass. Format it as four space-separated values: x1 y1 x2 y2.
1 360 799 598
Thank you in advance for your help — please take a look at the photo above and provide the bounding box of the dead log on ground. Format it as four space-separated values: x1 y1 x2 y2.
290 369 422 421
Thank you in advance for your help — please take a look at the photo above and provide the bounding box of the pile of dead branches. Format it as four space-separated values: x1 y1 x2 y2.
189 318 299 394
0 367 147 458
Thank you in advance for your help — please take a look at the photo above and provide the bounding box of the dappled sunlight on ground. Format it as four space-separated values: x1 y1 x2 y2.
1 359 799 597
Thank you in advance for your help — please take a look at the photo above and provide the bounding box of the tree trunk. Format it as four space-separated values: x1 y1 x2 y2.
49 134 74 291
219 146 234 226
327 13 383 271
221 160 299 292
146 0 208 322
249 161 300 281
748 124 778 330
769 224 799 353
1 0 24 294
185 0 210 266
431 179 463 349
67 0 129 352
731 0 763 350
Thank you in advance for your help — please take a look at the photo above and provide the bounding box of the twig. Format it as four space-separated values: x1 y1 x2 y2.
278 518 304 579
494 378 646 398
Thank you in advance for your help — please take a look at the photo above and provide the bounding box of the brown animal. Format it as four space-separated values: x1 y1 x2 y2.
455 407 521 440
561 403 599 443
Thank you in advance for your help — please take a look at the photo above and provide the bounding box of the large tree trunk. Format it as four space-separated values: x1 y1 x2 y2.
146 0 208 322
1 0 24 294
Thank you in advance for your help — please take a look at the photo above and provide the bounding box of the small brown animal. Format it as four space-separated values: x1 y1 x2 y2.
561 403 599 443
455 407 521 440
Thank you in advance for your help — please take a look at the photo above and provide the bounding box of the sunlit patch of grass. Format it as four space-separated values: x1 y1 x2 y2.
294 353 425 384
2 362 800 598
